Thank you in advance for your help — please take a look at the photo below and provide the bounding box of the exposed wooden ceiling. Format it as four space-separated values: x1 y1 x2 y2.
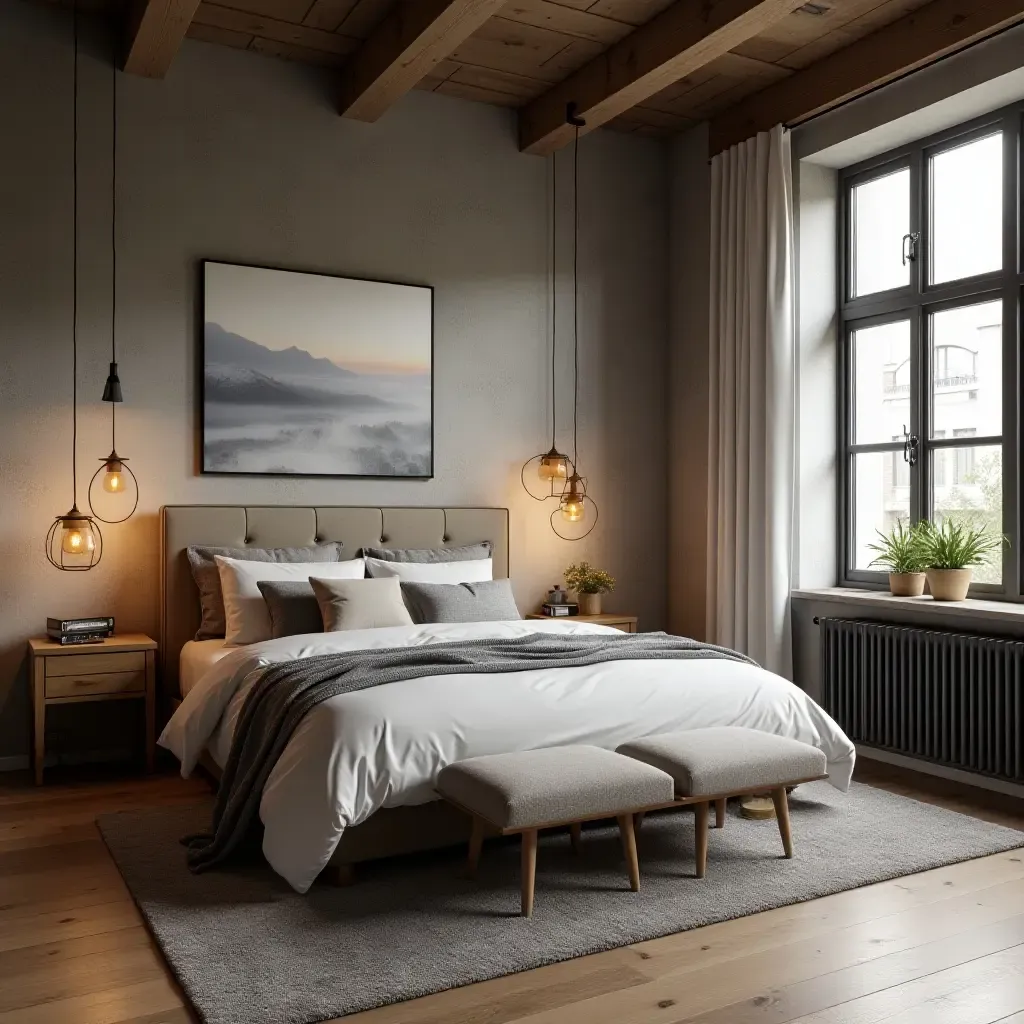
37 0 1024 153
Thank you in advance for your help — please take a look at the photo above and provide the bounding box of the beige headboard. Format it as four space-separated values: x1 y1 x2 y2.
160 505 509 695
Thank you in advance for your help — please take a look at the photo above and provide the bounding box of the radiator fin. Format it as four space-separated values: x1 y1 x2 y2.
820 617 1024 785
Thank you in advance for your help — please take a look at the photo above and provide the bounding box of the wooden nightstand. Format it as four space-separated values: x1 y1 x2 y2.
28 633 157 785
526 613 638 633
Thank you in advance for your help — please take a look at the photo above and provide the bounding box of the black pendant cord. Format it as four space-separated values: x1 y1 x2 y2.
71 0 79 507
550 151 557 451
110 39 117 451
572 122 580 471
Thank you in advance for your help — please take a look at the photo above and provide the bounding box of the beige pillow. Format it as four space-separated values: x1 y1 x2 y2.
310 576 414 632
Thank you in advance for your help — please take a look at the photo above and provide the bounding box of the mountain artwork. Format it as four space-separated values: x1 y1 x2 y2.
201 262 432 477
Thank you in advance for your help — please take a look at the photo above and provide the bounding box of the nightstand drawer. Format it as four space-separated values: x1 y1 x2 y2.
45 651 145 678
45 669 146 699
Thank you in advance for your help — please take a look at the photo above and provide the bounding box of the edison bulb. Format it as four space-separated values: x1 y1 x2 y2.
561 496 585 522
102 467 123 493
61 524 95 554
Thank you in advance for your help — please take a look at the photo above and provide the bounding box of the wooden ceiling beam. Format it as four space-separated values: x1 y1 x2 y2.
709 0 1024 154
339 0 510 121
517 0 810 156
123 0 203 77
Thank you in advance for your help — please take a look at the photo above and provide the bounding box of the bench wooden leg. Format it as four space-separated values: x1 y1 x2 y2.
617 814 641 892
771 786 793 858
466 816 485 879
694 802 709 879
714 797 727 828
569 821 583 855
521 829 538 917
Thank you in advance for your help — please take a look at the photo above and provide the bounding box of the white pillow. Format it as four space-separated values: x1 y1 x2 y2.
363 556 493 584
215 555 365 645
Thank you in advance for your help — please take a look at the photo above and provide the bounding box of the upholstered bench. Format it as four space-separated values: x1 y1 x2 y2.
617 727 828 878
436 745 675 917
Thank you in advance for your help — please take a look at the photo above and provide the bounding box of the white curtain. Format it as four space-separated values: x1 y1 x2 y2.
707 125 796 677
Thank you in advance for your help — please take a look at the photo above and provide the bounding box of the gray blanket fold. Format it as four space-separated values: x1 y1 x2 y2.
185 632 756 873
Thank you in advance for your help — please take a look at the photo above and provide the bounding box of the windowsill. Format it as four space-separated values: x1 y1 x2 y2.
792 586 1024 624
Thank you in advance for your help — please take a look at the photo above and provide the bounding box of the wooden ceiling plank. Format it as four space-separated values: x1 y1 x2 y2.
185 21 254 48
499 1 635 45
123 0 203 77
192 2 357 53
517 0 812 155
338 0 512 121
710 0 1024 153
302 0 360 31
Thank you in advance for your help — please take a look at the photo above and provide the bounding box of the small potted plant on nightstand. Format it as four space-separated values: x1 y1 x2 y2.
867 520 929 596
564 561 615 616
919 518 1004 601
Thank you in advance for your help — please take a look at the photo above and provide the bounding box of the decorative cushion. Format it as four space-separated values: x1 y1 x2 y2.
436 746 674 830
216 556 366 645
401 579 520 624
186 543 344 641
365 557 493 584
257 581 323 640
362 541 491 563
616 727 827 797
310 576 414 632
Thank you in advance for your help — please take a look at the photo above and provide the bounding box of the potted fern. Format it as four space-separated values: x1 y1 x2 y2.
867 520 929 596
564 562 615 616
919 518 1004 601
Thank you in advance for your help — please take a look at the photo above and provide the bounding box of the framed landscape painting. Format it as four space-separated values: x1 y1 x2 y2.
201 261 433 478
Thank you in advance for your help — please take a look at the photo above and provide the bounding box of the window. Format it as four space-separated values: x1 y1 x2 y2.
840 112 1019 594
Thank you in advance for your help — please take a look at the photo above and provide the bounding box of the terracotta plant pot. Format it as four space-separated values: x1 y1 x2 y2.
925 568 972 601
578 592 602 615
888 572 926 597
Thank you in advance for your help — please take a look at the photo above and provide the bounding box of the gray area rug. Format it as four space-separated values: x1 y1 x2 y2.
98 782 1023 1024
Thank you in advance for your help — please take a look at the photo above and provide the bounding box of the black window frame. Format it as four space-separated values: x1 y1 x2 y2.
838 104 1022 598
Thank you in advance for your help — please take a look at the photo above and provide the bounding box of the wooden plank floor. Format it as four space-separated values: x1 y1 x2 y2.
1 761 1022 1024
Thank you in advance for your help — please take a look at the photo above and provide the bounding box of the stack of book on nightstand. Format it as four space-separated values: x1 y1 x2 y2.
539 602 578 617
46 616 115 645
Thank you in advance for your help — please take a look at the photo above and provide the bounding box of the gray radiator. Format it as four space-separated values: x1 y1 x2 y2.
820 617 1024 784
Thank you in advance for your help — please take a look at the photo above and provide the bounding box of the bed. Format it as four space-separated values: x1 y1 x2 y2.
158 504 856 893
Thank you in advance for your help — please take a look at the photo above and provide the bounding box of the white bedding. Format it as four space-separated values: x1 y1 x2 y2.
160 620 855 893
179 639 234 697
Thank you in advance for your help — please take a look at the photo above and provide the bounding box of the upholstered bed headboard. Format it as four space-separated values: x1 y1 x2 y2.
160 505 510 694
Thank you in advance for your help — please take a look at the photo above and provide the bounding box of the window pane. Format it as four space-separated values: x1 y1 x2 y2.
931 444 1002 584
930 300 1001 439
930 133 1002 284
852 169 910 297
853 319 911 445
853 452 910 570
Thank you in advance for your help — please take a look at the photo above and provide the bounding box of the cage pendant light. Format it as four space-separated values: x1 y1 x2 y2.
521 148 571 500
47 3 103 571
88 47 138 524
550 103 599 542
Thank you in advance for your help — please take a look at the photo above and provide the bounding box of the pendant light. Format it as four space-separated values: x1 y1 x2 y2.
550 103 599 542
47 3 103 571
88 40 138 523
521 148 570 499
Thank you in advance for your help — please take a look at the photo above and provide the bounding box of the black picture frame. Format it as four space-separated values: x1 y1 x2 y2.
199 259 434 480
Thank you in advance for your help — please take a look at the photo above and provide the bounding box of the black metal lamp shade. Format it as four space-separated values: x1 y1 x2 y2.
101 361 123 403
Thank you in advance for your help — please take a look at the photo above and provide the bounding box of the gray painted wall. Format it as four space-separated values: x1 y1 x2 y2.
0 0 669 765
668 122 711 640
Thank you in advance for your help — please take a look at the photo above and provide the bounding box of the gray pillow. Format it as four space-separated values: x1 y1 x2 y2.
257 581 323 639
310 577 414 632
186 543 344 640
362 541 492 563
401 579 520 624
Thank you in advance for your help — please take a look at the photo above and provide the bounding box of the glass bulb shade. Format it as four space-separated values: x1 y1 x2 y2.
538 453 568 481
60 518 96 554
561 494 585 522
102 460 124 493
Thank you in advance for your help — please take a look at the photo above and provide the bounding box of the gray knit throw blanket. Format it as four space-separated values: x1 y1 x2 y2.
185 631 755 873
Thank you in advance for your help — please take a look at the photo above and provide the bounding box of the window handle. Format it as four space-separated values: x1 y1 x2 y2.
902 425 919 466
902 232 920 265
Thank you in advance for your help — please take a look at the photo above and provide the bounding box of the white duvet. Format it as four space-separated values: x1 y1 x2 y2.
160 619 855 893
